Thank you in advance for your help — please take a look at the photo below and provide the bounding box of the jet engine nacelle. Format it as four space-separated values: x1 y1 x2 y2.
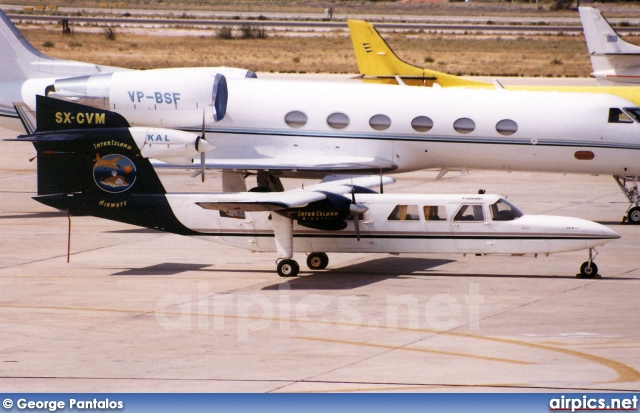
129 127 214 164
46 67 253 128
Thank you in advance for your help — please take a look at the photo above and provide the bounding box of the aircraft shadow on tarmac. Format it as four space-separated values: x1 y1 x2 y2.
108 256 628 283
111 263 215 276
1 211 68 219
108 257 453 282
262 257 455 290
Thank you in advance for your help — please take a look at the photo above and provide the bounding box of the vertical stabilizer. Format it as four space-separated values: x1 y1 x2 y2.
579 7 640 85
347 19 490 87
0 9 124 82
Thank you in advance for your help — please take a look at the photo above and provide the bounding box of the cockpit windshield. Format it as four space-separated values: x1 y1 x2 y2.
489 198 523 221
624 107 640 123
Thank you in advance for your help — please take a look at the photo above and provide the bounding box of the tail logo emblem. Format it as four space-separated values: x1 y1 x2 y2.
93 154 137 193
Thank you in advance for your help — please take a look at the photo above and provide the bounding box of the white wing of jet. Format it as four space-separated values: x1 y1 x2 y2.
154 157 397 176
579 7 640 85
196 175 395 212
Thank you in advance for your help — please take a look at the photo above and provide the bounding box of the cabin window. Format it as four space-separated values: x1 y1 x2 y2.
608 108 633 123
453 118 476 134
411 116 433 132
489 198 523 221
388 205 420 221
453 204 484 222
369 114 391 131
423 205 446 221
623 107 640 123
495 119 518 136
284 111 308 127
327 112 349 129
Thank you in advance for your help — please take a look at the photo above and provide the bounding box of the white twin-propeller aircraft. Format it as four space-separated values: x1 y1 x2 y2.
13 103 619 277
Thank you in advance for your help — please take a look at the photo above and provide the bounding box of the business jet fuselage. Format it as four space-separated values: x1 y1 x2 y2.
42 72 640 179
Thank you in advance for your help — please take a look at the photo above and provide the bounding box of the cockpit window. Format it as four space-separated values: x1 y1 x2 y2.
489 198 523 221
624 107 640 123
608 108 633 123
453 204 484 222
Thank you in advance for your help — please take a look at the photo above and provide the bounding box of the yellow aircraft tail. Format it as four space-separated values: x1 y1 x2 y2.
347 19 490 87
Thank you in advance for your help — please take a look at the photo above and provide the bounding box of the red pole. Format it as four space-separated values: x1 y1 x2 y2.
67 208 71 263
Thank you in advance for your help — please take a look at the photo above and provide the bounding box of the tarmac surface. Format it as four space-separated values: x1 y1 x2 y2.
1 105 640 393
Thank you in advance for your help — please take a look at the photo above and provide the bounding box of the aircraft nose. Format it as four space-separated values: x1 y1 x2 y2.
582 219 620 240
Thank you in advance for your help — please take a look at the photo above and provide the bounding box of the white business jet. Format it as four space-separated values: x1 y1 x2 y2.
14 115 619 278
579 7 640 86
4 11 640 224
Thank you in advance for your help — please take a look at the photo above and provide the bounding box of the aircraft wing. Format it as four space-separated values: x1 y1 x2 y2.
196 175 395 212
153 156 398 176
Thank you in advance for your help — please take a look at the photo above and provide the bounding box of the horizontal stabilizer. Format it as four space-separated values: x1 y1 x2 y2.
13 102 36 134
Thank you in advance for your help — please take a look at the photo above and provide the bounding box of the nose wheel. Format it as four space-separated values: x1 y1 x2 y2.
577 248 600 279
614 176 640 224
627 206 640 224
578 261 599 279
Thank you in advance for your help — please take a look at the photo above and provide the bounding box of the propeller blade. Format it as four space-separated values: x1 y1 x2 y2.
354 215 360 242
200 151 205 183
379 167 384 194
199 111 206 182
351 178 356 204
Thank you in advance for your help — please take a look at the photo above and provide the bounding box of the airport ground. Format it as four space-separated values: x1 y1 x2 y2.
1 77 639 391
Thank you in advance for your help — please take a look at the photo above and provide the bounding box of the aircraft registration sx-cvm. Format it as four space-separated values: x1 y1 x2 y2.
12 98 619 278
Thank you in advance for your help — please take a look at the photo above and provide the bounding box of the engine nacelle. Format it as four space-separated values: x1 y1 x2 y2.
129 127 214 164
284 192 367 231
46 67 252 128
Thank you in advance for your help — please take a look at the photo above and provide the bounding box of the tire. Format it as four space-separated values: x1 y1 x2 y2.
306 252 329 270
579 261 598 278
277 259 299 277
628 207 640 225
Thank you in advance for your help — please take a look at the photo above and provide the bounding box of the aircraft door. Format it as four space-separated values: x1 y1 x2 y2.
451 203 493 252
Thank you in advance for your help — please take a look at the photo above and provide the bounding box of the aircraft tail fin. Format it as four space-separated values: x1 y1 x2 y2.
0 10 124 82
579 7 640 84
347 19 490 88
9 96 201 232
34 94 130 133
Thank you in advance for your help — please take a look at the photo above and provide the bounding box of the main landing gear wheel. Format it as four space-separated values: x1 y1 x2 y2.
306 252 329 270
628 207 640 225
578 261 599 279
277 259 299 277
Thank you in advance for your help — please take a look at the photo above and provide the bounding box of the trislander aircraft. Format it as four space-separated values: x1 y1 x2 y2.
347 18 640 223
579 7 640 86
10 99 620 278
3 11 640 223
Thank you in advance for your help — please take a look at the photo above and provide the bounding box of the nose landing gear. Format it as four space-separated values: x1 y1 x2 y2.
577 248 601 279
614 175 640 224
